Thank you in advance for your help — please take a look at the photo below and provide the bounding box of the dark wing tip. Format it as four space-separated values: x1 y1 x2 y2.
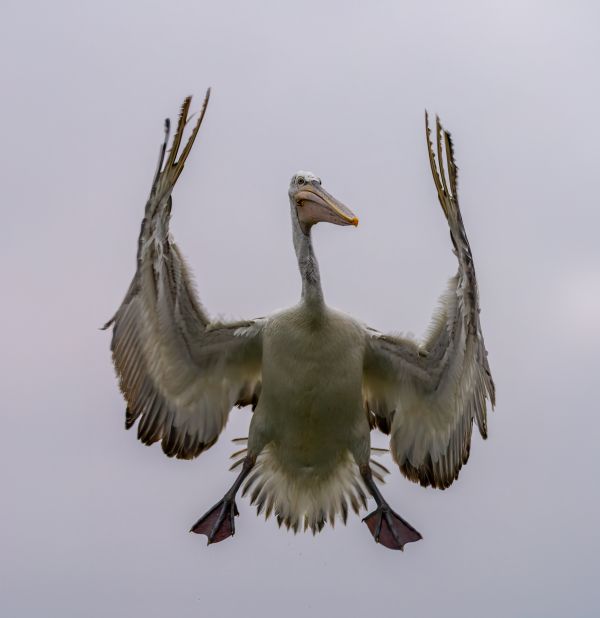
101 316 115 331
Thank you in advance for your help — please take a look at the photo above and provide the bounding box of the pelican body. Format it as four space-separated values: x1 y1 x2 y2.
105 91 495 550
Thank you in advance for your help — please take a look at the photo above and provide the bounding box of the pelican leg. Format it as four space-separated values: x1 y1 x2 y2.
360 466 422 551
190 456 255 545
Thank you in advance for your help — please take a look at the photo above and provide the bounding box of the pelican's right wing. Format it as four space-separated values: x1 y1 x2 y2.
103 92 263 460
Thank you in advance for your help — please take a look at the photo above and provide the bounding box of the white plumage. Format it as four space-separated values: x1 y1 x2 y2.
105 91 495 550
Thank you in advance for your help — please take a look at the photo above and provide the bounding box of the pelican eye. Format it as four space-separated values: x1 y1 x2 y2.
297 177 306 186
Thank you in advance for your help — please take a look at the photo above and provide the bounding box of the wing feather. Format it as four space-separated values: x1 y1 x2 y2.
104 93 263 460
363 114 495 489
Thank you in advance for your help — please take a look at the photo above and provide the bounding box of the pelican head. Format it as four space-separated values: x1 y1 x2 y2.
289 170 358 233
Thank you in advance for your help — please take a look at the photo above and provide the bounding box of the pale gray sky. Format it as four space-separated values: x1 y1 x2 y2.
2 1 599 616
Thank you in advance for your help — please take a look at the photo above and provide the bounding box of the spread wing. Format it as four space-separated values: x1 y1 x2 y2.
103 92 263 460
363 114 495 489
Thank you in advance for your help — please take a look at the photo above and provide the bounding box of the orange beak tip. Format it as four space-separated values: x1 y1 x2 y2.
352 218 359 227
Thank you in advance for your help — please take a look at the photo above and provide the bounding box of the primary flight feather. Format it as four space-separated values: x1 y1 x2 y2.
104 90 495 550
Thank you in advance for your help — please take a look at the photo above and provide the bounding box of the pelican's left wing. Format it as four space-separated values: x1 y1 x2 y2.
103 93 263 460
363 115 495 489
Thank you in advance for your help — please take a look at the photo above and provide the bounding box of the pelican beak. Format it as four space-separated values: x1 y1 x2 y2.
295 184 359 228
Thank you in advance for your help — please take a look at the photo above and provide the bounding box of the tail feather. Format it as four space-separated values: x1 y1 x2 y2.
230 443 389 534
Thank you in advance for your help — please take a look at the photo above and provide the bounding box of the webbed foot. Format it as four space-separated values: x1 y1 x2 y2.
362 505 422 550
190 499 239 545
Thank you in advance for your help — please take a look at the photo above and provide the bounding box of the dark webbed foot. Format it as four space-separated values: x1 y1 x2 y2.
363 505 422 550
359 464 422 551
190 455 255 546
190 499 239 544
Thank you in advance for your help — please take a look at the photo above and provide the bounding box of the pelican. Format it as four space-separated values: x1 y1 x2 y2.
104 90 495 550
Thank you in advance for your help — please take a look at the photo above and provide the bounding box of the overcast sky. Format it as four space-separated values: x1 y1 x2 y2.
2 1 599 616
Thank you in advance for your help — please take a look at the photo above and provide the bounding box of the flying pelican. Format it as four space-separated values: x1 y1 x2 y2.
104 90 495 550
